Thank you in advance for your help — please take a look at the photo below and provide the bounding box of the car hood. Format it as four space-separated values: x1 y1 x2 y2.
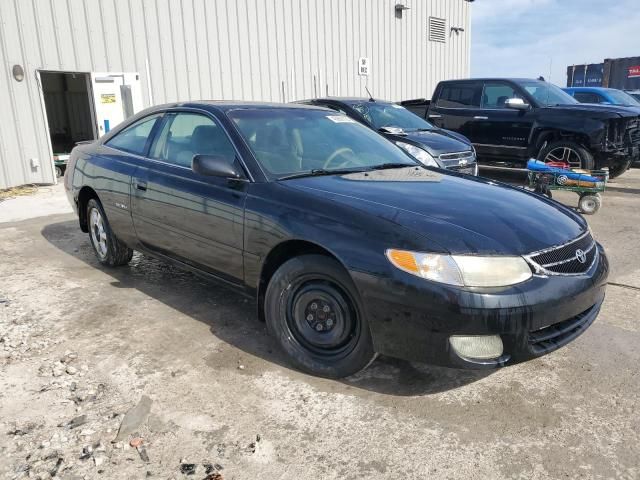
384 129 472 156
543 103 640 119
283 167 587 255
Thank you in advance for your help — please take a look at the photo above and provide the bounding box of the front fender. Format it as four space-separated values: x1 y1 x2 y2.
243 182 447 291
529 118 607 155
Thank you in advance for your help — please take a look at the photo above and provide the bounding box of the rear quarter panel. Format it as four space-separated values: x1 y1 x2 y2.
72 144 140 246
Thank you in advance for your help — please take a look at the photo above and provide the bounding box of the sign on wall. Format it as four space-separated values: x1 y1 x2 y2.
358 57 370 76
628 66 640 78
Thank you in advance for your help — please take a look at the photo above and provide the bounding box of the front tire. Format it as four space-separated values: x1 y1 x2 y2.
87 198 133 267
608 160 630 179
538 140 594 170
264 255 376 378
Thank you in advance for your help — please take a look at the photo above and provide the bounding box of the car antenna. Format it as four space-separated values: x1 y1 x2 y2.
365 86 375 102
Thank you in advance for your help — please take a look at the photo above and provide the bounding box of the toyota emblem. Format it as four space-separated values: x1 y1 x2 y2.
575 249 587 264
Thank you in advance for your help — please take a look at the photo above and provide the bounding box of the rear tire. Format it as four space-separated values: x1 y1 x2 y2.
264 254 376 378
538 140 594 170
86 198 133 267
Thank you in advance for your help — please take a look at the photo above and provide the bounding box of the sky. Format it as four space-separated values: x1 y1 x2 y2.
471 0 640 86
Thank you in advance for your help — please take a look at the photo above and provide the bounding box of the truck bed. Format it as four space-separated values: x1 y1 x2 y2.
398 98 431 119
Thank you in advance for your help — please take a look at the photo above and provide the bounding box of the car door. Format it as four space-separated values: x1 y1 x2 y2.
130 109 247 283
427 81 482 141
471 81 535 161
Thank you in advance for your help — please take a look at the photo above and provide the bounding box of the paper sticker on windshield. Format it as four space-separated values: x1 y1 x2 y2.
326 115 356 123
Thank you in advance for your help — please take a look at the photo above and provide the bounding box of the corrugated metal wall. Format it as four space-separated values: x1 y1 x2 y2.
0 0 471 189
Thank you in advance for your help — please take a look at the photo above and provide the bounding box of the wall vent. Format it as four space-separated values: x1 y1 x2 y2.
429 17 446 43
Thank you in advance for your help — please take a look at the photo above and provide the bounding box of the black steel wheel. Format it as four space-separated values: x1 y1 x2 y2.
265 254 376 378
538 140 594 170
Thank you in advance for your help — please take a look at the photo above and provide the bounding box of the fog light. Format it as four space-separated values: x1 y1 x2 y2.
449 335 503 360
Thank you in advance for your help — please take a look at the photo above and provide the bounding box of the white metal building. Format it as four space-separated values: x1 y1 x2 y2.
0 0 472 189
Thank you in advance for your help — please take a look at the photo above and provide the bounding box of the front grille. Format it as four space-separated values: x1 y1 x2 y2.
626 118 640 145
449 165 476 175
608 117 640 148
528 304 596 354
439 150 476 170
526 232 597 275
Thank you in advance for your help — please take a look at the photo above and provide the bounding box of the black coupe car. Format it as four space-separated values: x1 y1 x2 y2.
296 97 478 175
65 102 608 378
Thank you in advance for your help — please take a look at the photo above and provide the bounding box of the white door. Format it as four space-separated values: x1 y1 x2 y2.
90 72 142 137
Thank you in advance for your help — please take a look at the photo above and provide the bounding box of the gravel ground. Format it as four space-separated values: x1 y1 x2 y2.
0 170 639 479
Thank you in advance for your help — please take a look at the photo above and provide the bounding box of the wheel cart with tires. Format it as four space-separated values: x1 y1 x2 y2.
526 159 608 214
53 154 70 178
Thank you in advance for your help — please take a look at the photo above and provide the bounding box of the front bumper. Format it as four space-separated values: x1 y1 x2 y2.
447 162 478 176
596 144 639 169
351 243 608 369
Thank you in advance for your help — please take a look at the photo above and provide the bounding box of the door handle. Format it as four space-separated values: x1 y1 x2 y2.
134 180 147 191
428 114 442 119
473 116 489 120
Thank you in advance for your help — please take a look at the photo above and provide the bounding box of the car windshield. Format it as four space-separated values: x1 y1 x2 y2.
351 102 434 131
515 80 579 106
605 89 640 106
227 108 417 179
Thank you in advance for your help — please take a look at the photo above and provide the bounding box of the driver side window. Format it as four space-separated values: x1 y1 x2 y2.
574 92 603 104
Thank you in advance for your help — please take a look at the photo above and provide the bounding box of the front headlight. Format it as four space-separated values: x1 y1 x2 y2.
386 249 532 287
396 141 439 167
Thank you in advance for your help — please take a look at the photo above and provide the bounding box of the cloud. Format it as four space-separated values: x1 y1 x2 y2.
471 0 640 85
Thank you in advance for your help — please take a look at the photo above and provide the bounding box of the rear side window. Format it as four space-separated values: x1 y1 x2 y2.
481 83 522 109
436 83 482 108
105 114 161 155
150 112 236 168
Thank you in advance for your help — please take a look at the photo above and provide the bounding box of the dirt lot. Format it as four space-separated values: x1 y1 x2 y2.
1 170 639 479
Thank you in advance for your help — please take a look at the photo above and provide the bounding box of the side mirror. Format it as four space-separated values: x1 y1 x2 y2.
192 154 242 179
504 98 530 110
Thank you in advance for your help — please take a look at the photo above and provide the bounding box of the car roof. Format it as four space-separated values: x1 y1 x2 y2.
563 87 616 92
298 97 394 106
145 101 332 113
438 78 544 83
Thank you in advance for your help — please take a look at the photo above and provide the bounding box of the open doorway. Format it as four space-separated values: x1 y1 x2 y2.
40 71 96 177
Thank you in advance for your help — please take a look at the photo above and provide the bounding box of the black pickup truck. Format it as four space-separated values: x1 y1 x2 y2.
402 78 640 177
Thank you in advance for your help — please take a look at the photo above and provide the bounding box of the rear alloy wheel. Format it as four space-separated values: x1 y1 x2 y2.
538 140 594 170
265 255 376 378
86 198 133 267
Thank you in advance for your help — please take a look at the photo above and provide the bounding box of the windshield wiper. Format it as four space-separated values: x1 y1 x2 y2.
367 162 415 170
277 167 367 180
